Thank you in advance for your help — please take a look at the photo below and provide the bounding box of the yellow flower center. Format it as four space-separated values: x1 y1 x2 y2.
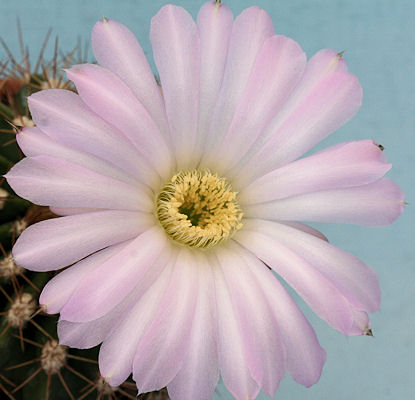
156 170 243 249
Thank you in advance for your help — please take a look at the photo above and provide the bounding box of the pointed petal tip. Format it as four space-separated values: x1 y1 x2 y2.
364 328 374 337
94 16 119 30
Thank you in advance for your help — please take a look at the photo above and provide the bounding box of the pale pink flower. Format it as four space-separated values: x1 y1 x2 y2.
6 1 404 399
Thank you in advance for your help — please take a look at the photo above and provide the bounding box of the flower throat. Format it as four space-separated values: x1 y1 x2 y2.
156 170 243 249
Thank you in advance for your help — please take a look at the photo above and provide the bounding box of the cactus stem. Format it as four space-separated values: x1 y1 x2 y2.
118 387 138 399
0 284 12 301
78 375 139 400
10 333 43 348
62 362 95 385
0 373 16 388
0 242 7 257
18 322 24 351
1 137 17 147
77 384 96 400
56 369 75 400
5 357 41 371
11 366 42 394
0 382 16 400
29 318 54 340
19 273 40 293
0 322 11 339
66 353 97 364
45 372 52 400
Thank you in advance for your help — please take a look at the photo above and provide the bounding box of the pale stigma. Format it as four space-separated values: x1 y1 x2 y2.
156 170 243 249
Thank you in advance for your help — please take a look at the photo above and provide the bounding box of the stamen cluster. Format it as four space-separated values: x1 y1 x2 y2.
156 170 243 249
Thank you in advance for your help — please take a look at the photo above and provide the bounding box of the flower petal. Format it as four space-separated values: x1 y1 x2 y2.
232 71 363 184
234 229 355 334
200 6 274 164
17 127 138 186
150 4 199 169
28 89 159 186
59 246 172 351
133 249 198 393
278 222 328 242
58 318 111 350
243 178 405 226
241 219 380 313
66 64 172 179
240 140 391 203
99 257 174 386
233 48 348 169
41 242 129 314
279 49 348 116
12 210 152 271
238 244 326 387
211 254 260 400
208 34 306 172
49 207 99 216
216 243 286 397
92 18 169 135
167 254 219 400
5 155 153 211
194 1 233 160
349 309 370 336
60 226 169 322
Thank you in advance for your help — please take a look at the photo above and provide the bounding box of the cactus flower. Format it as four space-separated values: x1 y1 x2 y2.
5 1 404 399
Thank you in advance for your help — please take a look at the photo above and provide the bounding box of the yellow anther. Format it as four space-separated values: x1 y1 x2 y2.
156 170 243 249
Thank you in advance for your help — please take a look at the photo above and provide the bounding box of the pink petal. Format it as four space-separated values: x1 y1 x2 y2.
210 34 306 173
250 49 348 151
227 49 347 180
234 229 356 334
66 64 172 179
200 6 274 165
92 18 169 135
17 127 138 186
58 260 148 349
150 5 199 169
211 254 260 400
133 249 198 393
280 49 348 115
28 89 159 186
232 71 363 184
349 309 370 336
240 140 391 203
60 226 170 322
194 1 233 160
241 219 380 313
5 156 153 211
41 242 129 314
12 210 152 271
278 222 328 242
59 246 172 350
244 178 405 226
216 244 286 397
99 257 174 386
238 244 326 387
167 254 219 400
49 207 99 216
58 319 111 350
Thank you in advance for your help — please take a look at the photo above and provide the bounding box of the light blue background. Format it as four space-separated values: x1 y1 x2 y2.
1 0 414 399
